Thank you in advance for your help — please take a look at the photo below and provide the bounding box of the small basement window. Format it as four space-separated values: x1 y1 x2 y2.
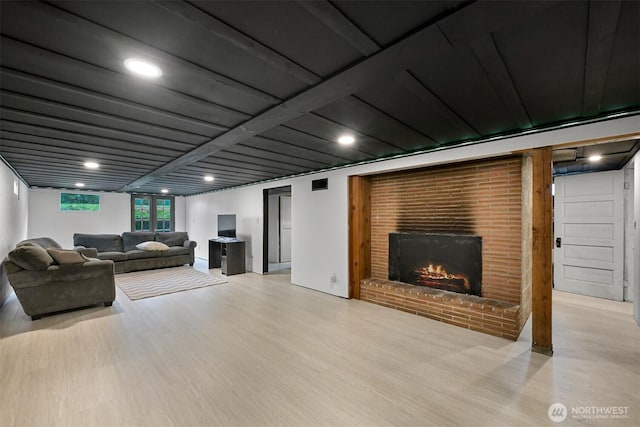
60 192 100 211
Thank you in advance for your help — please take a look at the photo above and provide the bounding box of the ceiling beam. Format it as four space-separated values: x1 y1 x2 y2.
121 1 555 191
264 125 371 162
296 0 440 146
0 139 170 165
0 149 162 173
337 96 438 149
15 0 279 106
209 151 306 174
0 107 199 151
20 177 132 187
0 121 185 157
224 145 327 169
160 0 450 161
469 35 532 129
305 113 405 153
296 0 379 56
1 36 249 126
248 135 353 163
155 177 245 187
437 1 555 46
5 161 149 178
0 90 209 142
161 0 442 151
582 0 622 117
8 166 141 180
0 67 229 135
184 164 276 181
2 152 160 171
394 71 480 138
153 0 321 85
0 130 178 161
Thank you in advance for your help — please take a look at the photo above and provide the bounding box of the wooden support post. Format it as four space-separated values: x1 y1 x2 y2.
531 147 553 355
348 175 371 299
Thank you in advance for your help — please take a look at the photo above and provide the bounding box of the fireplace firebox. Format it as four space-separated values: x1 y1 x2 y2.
389 232 482 296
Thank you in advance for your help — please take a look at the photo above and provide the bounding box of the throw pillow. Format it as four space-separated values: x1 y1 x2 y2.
155 232 188 248
47 249 87 265
8 245 54 270
136 241 169 251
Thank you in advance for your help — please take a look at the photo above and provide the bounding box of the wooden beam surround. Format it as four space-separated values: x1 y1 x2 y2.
531 147 553 355
348 175 371 299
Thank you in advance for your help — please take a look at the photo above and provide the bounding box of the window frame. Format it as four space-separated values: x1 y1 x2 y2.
130 194 175 232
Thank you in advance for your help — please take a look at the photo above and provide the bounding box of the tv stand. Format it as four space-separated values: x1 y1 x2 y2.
209 238 245 275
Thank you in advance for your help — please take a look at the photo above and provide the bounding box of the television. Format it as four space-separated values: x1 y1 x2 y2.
217 214 236 238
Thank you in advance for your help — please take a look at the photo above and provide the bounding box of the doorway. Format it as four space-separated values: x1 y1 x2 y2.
552 139 639 301
553 170 625 300
263 186 292 273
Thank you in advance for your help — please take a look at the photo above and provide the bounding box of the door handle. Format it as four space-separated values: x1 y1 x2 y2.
556 237 562 248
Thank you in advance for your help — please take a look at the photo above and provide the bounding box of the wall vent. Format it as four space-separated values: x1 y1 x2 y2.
312 178 328 191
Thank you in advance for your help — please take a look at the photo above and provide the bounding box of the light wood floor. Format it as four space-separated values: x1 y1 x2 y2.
1 260 638 427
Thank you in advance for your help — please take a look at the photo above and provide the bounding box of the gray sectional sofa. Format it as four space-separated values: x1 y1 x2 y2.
2 237 116 320
73 231 197 273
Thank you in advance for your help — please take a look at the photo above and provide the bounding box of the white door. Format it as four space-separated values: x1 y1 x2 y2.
554 170 624 300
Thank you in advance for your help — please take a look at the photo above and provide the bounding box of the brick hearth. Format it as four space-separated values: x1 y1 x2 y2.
361 278 522 340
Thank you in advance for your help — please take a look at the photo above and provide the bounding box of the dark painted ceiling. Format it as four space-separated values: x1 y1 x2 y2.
0 0 638 195
552 139 639 176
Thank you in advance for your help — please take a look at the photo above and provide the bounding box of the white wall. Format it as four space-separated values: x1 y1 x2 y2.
187 184 264 272
174 196 187 232
291 175 348 295
186 115 639 298
633 152 640 325
0 161 29 305
28 189 188 248
29 189 131 248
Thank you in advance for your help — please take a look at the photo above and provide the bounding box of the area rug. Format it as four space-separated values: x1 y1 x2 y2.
115 266 227 300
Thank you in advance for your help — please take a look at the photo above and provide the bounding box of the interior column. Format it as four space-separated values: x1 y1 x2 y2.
348 175 371 299
531 146 553 355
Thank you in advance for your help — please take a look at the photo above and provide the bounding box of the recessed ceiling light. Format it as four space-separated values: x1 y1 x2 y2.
588 155 602 162
338 135 355 145
75 183 85 187
124 58 162 78
161 189 169 194
84 161 99 169
204 175 214 182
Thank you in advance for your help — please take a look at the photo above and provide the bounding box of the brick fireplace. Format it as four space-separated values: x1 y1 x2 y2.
355 156 532 340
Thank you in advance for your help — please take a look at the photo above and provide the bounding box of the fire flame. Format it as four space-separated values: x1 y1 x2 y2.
415 263 471 290
426 263 448 276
